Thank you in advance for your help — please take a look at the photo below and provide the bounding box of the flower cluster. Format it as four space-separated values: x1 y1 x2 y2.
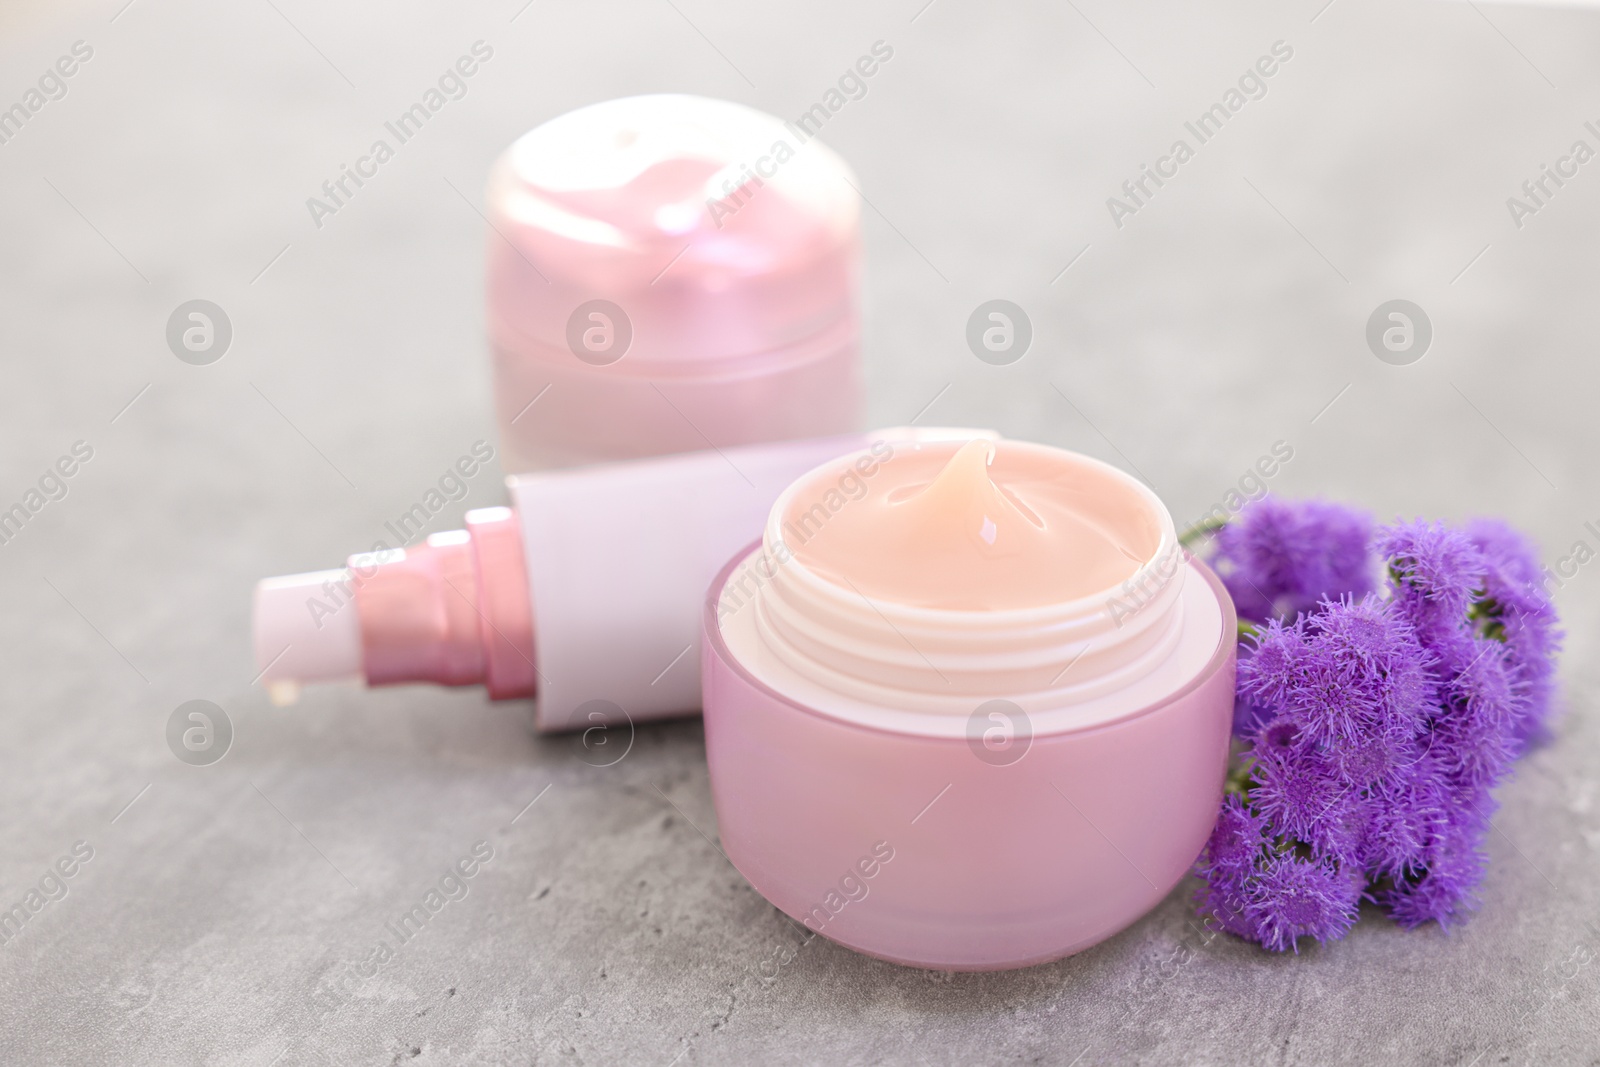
1192 501 1560 952
1210 497 1376 624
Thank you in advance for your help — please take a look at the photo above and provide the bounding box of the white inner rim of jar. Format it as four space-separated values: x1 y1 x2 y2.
716 440 1225 736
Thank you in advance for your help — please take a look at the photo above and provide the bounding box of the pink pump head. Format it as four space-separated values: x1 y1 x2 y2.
352 508 537 698
253 508 536 702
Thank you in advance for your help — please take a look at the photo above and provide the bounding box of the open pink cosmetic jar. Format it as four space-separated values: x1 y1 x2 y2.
485 95 862 470
701 435 1237 970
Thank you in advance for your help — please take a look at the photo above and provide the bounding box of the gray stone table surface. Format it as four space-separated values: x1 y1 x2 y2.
1 0 1598 1063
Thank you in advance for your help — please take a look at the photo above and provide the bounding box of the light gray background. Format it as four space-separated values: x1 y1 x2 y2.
2 0 1597 1063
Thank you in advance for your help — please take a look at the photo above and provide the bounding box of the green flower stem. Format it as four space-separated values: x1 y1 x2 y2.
1179 516 1230 551
1224 754 1256 798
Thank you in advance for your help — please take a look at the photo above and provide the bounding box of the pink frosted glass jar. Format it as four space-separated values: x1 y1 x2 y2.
700 440 1237 971
485 95 862 471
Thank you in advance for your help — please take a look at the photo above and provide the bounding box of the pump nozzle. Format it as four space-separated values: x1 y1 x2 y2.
251 508 537 704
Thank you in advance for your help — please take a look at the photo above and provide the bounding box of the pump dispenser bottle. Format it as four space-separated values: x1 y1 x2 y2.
253 429 989 731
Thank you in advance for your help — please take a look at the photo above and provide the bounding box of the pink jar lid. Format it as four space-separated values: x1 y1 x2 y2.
485 94 860 371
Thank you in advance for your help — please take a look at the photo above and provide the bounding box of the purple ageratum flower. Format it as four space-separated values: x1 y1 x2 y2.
1238 597 1434 773
1302 596 1436 748
1463 518 1562 747
1211 499 1376 624
1377 521 1484 644
1195 867 1256 943
1232 618 1305 716
1197 815 1363 952
1463 517 1543 588
1249 745 1365 862
1205 793 1271 874
1214 593 1500 945
1431 631 1521 792
1194 795 1269 940
1238 616 1375 754
1240 851 1362 953
1380 817 1488 930
1358 753 1451 879
1198 504 1560 950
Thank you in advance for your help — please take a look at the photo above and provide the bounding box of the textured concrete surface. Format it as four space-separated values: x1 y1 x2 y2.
2 0 1598 1063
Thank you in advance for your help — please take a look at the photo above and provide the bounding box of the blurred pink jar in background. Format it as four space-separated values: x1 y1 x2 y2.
485 94 863 470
